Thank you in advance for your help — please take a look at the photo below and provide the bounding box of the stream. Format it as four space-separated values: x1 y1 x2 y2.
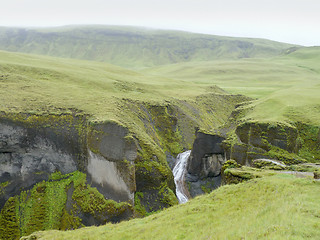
173 150 191 203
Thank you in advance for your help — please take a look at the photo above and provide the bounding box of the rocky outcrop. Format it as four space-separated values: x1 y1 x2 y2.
0 113 137 239
225 121 304 166
186 132 225 197
0 114 88 210
187 132 225 179
87 122 137 203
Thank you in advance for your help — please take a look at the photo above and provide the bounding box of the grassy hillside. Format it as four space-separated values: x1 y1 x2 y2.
22 173 320 240
0 49 241 123
144 47 320 126
0 25 295 68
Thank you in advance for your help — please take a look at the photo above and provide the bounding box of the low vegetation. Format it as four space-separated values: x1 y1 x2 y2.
23 174 320 240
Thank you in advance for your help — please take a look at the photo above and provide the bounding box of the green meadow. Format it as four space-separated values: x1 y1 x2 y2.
144 47 320 125
23 174 320 240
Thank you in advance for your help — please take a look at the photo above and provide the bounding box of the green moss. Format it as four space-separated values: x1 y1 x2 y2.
72 179 132 221
223 167 275 185
297 124 320 162
267 146 306 165
59 209 82 230
313 169 320 179
288 164 319 172
223 159 241 170
0 171 132 239
0 197 20 240
158 185 179 206
134 192 147 217
252 160 286 170
0 181 9 196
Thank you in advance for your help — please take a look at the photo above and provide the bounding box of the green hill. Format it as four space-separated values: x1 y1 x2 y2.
0 25 295 68
144 47 320 125
22 173 320 240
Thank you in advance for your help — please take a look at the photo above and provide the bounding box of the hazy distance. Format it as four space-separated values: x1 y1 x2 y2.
1 0 319 46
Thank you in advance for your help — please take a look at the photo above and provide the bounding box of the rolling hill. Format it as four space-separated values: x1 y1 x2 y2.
144 47 320 125
0 25 295 68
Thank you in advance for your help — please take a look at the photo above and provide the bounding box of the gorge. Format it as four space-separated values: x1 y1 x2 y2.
0 26 320 239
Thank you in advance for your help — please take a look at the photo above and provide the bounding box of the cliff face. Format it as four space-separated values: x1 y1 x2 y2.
186 132 225 197
0 113 136 239
0 114 87 208
185 108 320 197
224 121 320 166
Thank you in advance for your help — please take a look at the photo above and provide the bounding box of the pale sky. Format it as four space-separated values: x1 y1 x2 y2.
1 0 320 46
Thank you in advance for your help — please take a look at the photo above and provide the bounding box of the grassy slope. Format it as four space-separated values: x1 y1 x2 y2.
0 50 196 122
0 49 245 128
23 174 320 240
0 25 294 68
143 47 320 125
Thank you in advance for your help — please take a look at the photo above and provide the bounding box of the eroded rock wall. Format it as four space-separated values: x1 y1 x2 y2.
186 132 225 197
0 113 88 210
0 113 137 239
224 121 303 165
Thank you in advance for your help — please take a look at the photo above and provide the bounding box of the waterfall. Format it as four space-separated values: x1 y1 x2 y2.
173 150 191 203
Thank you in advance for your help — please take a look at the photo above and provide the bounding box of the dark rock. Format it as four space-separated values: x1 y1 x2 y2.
166 152 176 170
230 144 248 165
185 132 225 198
187 175 221 198
0 113 137 230
187 132 225 177
236 122 298 153
229 122 300 165
185 173 199 182
314 169 320 179
0 115 86 209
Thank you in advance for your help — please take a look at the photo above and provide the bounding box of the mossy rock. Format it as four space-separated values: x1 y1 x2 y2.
252 159 286 170
222 166 275 185
0 171 133 240
314 169 320 179
222 160 241 171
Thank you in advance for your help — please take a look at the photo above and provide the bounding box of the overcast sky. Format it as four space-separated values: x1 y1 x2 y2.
1 0 319 46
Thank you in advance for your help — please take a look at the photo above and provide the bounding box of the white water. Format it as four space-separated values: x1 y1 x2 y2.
173 150 191 204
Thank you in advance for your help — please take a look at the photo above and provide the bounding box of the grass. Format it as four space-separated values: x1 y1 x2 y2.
0 50 190 122
0 49 247 145
144 47 320 126
23 174 320 240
